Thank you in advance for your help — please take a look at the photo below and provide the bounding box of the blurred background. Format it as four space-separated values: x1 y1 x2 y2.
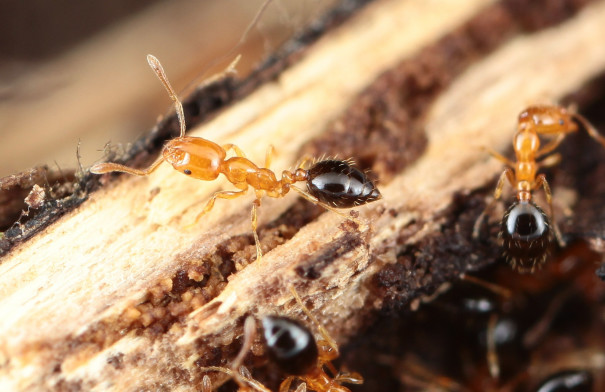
0 0 338 177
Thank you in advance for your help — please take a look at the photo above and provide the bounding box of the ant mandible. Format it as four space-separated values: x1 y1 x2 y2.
473 105 605 273
91 55 381 261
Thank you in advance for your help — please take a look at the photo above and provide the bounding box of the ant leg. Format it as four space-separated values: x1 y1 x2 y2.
402 359 464 391
288 285 340 359
238 366 273 392
199 366 271 392
461 274 513 299
222 144 247 158
334 372 364 385
534 174 565 247
486 313 500 380
279 376 296 392
536 133 565 159
573 112 605 147
251 195 263 262
538 153 561 169
293 382 307 392
482 146 515 167
188 189 248 227
90 155 165 176
199 317 271 392
264 145 275 169
472 168 515 239
222 143 273 169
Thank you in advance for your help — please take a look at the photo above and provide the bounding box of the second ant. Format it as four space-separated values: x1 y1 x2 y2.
474 105 605 273
91 55 381 261
199 286 362 392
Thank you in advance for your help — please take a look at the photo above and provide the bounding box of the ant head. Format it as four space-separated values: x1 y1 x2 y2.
306 160 381 208
163 138 224 181
499 200 551 273
517 105 577 135
262 316 318 376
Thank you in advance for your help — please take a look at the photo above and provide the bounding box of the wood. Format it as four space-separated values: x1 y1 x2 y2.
2 0 605 390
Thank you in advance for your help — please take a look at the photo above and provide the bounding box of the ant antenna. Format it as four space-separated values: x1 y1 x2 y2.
181 0 274 95
146 55 186 138
232 316 256 370
288 285 339 354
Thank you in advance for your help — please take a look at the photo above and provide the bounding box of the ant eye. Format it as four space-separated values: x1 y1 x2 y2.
534 369 593 392
262 316 318 376
183 169 192 175
306 160 381 208
499 201 551 272
559 119 565 125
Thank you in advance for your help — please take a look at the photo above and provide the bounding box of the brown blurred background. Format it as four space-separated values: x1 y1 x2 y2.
0 0 338 177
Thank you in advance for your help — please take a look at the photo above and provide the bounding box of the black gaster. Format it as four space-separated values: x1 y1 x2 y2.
262 316 318 376
533 369 593 392
306 160 381 208
499 201 551 272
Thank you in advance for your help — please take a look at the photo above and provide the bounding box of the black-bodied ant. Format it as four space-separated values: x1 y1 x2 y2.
90 55 381 261
473 105 605 273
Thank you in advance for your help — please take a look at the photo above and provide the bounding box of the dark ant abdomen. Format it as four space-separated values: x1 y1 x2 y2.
499 201 551 273
306 160 381 208
262 316 318 376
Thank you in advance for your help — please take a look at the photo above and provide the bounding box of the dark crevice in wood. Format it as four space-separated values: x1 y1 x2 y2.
343 240 605 391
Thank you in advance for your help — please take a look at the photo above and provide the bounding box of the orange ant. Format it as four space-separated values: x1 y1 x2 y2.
473 105 605 273
90 55 381 261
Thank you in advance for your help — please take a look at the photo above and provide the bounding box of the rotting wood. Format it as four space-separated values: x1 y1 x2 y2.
2 0 605 390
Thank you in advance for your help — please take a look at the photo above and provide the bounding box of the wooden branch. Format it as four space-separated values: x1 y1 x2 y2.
2 0 605 390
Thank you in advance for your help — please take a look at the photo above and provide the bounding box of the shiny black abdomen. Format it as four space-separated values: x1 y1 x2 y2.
499 201 551 273
262 316 318 376
306 160 381 208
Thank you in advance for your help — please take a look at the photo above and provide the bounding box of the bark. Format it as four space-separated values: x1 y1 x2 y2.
2 0 605 390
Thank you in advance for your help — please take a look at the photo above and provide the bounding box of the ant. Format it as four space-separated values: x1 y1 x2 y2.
473 105 605 273
90 55 381 261
260 286 363 392
199 286 363 392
